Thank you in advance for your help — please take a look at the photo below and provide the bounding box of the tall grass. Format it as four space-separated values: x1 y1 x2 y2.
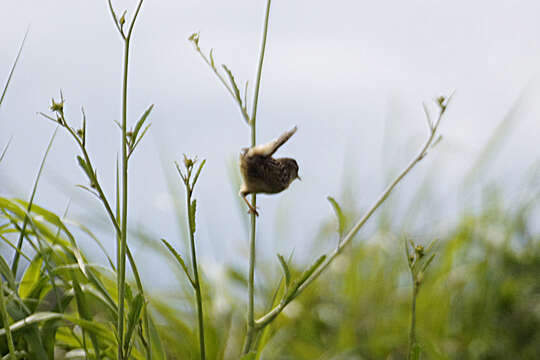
1 1 539 360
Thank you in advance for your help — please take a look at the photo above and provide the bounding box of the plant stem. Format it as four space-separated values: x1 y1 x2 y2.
187 189 206 360
115 3 144 358
0 278 16 360
117 34 130 360
242 0 272 355
251 0 271 127
408 279 418 359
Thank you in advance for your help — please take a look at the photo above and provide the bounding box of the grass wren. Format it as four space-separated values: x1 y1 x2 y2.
239 126 300 216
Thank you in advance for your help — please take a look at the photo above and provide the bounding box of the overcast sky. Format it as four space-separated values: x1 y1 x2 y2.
2 1 540 287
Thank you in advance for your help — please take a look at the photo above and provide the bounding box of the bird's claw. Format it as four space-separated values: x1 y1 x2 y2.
248 205 259 217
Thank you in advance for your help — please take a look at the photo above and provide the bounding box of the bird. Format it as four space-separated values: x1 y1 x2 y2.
239 126 300 216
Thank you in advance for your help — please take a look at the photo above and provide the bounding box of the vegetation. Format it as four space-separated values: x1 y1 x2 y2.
1 1 539 359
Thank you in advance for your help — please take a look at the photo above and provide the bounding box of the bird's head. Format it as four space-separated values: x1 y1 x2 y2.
281 158 301 185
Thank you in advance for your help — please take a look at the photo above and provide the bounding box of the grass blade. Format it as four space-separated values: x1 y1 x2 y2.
0 27 29 107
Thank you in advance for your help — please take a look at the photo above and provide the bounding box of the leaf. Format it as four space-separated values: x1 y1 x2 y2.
189 199 197 234
132 104 154 144
0 136 13 163
404 237 413 267
0 256 16 290
76 156 94 181
130 124 151 156
222 65 243 104
422 253 437 273
147 316 165 360
226 267 247 287
298 254 326 286
276 254 291 287
64 218 115 270
161 239 194 287
0 312 62 335
124 293 145 356
289 255 327 297
0 26 28 108
192 159 206 187
240 353 256 360
72 276 102 358
72 279 91 321
81 107 86 147
11 128 57 276
431 134 443 149
19 256 43 299
327 196 345 237
209 48 215 68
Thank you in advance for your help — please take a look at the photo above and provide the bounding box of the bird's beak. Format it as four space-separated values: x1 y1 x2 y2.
296 175 302 181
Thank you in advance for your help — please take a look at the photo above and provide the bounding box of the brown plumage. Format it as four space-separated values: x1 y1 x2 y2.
239 126 300 216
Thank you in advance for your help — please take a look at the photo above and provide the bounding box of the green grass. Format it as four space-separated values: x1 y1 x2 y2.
1 1 540 359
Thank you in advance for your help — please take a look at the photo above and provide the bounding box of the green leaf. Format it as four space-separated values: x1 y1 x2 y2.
65 218 115 270
0 136 13 164
132 104 154 142
240 353 256 360
288 255 327 298
405 238 412 266
276 254 291 287
327 196 345 237
19 256 43 299
124 293 145 356
147 315 165 360
297 254 326 287
422 253 437 273
1 351 27 359
0 27 28 108
222 65 243 104
161 239 195 288
130 123 151 156
0 256 16 290
0 312 62 336
76 155 94 181
190 199 197 234
209 48 215 68
72 276 101 358
192 159 206 187
11 128 57 276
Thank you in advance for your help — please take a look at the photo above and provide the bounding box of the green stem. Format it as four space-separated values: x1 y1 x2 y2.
251 0 272 128
187 190 206 360
115 3 145 357
107 2 150 357
242 0 272 355
408 281 418 359
0 278 16 360
117 35 130 360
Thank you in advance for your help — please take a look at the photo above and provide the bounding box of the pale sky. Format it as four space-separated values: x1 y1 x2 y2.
1 1 540 287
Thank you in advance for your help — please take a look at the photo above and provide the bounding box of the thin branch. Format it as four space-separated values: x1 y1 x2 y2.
192 45 251 124
242 0 272 355
126 0 145 40
107 0 126 40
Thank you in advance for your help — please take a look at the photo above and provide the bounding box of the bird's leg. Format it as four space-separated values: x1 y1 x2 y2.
242 194 259 217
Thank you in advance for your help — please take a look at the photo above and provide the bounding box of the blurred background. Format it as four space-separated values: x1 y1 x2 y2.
1 1 540 358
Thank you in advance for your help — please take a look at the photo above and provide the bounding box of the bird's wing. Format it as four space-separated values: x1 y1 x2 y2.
246 126 297 157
